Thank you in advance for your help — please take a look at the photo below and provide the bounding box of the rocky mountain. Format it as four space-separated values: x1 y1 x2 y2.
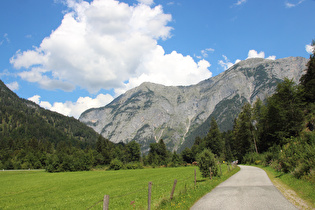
79 57 308 153
0 79 100 147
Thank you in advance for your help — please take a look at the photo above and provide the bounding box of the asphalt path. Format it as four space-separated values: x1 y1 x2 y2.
191 165 297 210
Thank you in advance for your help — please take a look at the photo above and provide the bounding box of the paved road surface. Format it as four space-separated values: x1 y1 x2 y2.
191 165 297 210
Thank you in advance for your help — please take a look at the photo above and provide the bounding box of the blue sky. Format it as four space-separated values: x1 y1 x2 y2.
0 0 314 118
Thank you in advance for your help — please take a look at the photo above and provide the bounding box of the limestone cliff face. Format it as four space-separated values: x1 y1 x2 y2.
79 57 308 152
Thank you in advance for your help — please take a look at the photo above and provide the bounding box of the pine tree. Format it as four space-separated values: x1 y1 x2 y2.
232 103 254 162
300 41 315 103
262 79 304 146
205 118 224 157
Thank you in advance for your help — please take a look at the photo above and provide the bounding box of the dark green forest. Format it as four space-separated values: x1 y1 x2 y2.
1 45 314 182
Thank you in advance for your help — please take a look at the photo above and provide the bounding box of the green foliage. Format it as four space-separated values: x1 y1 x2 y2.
125 140 141 162
205 118 224 157
232 103 255 162
109 158 123 170
300 41 315 103
196 149 218 178
278 133 315 181
242 152 264 165
125 162 143 169
170 151 180 167
0 79 102 171
147 139 170 166
259 78 304 150
180 147 194 163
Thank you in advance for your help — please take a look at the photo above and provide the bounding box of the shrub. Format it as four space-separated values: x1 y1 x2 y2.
269 160 282 172
125 162 143 169
196 149 218 178
109 159 123 170
243 152 263 165
263 152 274 166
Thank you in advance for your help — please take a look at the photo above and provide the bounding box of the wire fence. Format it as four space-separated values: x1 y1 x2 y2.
86 164 238 209
86 168 199 209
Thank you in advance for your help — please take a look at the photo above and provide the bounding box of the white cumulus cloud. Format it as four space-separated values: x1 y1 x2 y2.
115 46 212 95
218 55 241 70
10 0 211 96
247 49 276 60
306 44 314 54
219 49 276 70
28 94 114 118
6 81 19 91
247 50 265 59
137 0 154 6
28 95 41 104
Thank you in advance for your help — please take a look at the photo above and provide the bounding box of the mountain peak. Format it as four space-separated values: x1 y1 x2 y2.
79 56 308 153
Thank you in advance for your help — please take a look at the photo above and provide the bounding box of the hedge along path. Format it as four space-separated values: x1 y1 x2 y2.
86 167 204 209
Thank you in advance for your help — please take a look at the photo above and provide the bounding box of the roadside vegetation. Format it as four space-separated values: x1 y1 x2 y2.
252 165 315 209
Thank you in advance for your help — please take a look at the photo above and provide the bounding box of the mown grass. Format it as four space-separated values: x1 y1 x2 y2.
0 165 239 209
254 165 315 209
157 164 240 209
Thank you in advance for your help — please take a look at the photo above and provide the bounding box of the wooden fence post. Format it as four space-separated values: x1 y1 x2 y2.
209 167 212 180
103 195 109 210
148 182 152 210
194 169 197 186
170 179 177 200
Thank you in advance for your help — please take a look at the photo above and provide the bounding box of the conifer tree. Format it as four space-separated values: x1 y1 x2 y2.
300 41 315 103
205 118 224 157
232 103 253 162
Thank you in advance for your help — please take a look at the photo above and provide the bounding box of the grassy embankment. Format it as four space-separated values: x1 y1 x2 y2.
0 164 239 209
255 165 315 209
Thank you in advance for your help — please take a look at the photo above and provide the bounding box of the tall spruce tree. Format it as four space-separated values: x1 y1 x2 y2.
205 118 224 157
300 41 315 103
261 78 304 147
232 103 254 162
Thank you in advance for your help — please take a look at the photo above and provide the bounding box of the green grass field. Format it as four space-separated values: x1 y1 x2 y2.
0 165 238 209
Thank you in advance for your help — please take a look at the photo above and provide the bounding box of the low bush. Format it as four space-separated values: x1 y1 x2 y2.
109 159 123 170
125 162 143 169
196 149 218 178
243 152 264 165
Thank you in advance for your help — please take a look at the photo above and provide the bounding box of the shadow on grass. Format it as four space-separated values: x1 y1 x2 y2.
274 172 286 178
196 179 207 182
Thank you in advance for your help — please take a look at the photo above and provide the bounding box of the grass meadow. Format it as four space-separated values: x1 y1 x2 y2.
0 165 239 209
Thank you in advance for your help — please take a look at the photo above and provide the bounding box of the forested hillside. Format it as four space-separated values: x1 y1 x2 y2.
0 80 100 146
0 80 99 170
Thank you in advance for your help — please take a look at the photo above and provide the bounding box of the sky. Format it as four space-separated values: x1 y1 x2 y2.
0 0 314 119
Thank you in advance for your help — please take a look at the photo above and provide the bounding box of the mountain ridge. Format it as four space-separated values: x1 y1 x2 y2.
0 79 100 148
79 56 308 152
